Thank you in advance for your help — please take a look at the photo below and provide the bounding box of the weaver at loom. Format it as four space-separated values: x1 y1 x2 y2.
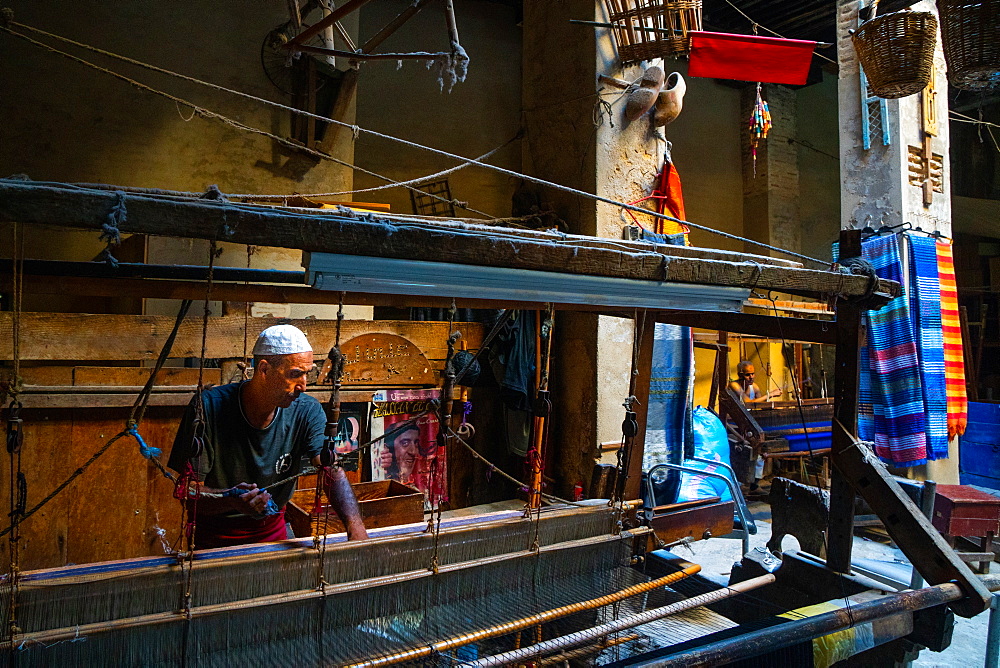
168 324 368 547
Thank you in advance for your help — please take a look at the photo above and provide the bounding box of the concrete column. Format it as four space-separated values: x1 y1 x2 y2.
522 1 666 496
836 0 957 482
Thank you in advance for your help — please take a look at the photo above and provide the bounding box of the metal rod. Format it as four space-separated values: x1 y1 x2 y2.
987 592 1000 668
537 633 640 666
465 573 777 667
290 43 449 60
346 564 701 667
654 583 962 667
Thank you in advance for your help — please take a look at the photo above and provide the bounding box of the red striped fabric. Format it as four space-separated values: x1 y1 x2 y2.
936 240 968 438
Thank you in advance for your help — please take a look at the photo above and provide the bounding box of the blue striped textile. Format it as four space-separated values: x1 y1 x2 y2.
905 233 949 460
862 234 927 466
644 323 694 469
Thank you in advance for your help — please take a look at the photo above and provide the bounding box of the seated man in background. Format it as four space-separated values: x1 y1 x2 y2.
729 360 781 405
169 324 368 548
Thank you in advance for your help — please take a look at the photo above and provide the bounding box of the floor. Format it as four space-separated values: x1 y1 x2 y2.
688 503 994 667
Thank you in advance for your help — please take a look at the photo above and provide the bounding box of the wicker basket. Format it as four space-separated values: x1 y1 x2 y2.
937 0 1000 90
603 0 702 65
852 9 938 98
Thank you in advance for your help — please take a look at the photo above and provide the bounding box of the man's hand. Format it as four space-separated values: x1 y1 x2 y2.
768 388 782 398
232 482 273 516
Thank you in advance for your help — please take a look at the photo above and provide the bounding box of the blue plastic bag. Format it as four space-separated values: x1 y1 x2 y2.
675 406 734 503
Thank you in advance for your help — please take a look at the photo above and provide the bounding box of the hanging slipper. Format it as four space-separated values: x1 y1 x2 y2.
624 65 665 121
653 72 686 127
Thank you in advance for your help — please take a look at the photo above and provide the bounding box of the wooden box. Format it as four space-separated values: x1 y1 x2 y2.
286 479 424 537
647 498 734 545
932 484 1000 537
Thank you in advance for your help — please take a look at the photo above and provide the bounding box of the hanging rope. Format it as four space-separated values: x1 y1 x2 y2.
5 221 26 660
611 311 647 521
95 190 126 266
429 302 459 574
177 240 218 665
0 18 831 266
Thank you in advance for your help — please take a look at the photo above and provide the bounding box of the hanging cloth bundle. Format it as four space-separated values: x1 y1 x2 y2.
904 232 949 459
625 144 689 242
749 83 772 176
936 239 968 438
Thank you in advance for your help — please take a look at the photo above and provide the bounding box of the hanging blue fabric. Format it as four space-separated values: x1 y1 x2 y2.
905 232 949 460
127 424 161 459
862 234 928 467
644 323 694 469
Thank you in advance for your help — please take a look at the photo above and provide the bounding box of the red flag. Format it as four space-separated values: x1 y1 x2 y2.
688 32 816 85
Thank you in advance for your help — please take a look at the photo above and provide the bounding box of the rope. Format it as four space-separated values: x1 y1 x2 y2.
0 281 192 543
2 222 24 403
0 24 495 220
719 0 837 65
1 19 828 266
96 190 126 266
448 427 590 508
235 134 519 199
5 224 24 656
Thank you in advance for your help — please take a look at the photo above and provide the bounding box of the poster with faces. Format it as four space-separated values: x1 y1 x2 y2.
370 388 447 508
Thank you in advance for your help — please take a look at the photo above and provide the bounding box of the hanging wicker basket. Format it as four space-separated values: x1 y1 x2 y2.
603 0 702 65
937 0 1000 90
852 8 938 98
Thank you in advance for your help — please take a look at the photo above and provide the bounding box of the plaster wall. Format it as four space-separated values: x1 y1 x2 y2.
591 51 748 446
1 1 363 319
353 0 523 220
0 1 355 197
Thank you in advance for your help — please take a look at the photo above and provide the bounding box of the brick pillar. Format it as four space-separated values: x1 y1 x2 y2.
741 84 802 257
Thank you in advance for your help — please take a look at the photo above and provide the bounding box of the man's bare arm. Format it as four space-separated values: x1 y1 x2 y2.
179 482 273 517
311 457 369 540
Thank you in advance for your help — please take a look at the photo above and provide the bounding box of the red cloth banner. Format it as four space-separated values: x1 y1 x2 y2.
688 32 816 85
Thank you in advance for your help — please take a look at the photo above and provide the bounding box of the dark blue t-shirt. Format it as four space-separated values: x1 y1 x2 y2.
168 382 326 515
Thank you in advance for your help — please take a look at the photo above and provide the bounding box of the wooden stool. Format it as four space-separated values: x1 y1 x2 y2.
932 484 1000 574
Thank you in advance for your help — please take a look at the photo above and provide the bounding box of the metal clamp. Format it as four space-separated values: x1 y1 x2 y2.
6 400 23 455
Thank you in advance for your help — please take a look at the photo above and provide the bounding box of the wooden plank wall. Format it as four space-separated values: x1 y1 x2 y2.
1 316 484 571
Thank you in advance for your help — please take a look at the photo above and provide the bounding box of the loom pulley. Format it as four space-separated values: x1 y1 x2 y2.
5 400 23 455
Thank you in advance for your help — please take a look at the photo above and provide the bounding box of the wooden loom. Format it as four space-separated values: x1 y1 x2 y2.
0 180 994 665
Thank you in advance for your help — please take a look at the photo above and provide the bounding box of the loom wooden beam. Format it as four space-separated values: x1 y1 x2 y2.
284 0 374 47
1 274 643 317
655 310 836 343
315 0 436 154
361 0 437 53
0 182 899 302
826 229 864 575
290 44 450 61
0 313 482 361
623 315 656 501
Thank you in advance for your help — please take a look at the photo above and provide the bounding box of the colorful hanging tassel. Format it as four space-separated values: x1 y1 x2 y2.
749 82 772 176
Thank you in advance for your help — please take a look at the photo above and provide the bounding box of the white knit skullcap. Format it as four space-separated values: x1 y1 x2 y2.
252 325 312 356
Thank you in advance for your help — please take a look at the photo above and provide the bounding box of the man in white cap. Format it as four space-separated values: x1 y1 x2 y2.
168 324 368 548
